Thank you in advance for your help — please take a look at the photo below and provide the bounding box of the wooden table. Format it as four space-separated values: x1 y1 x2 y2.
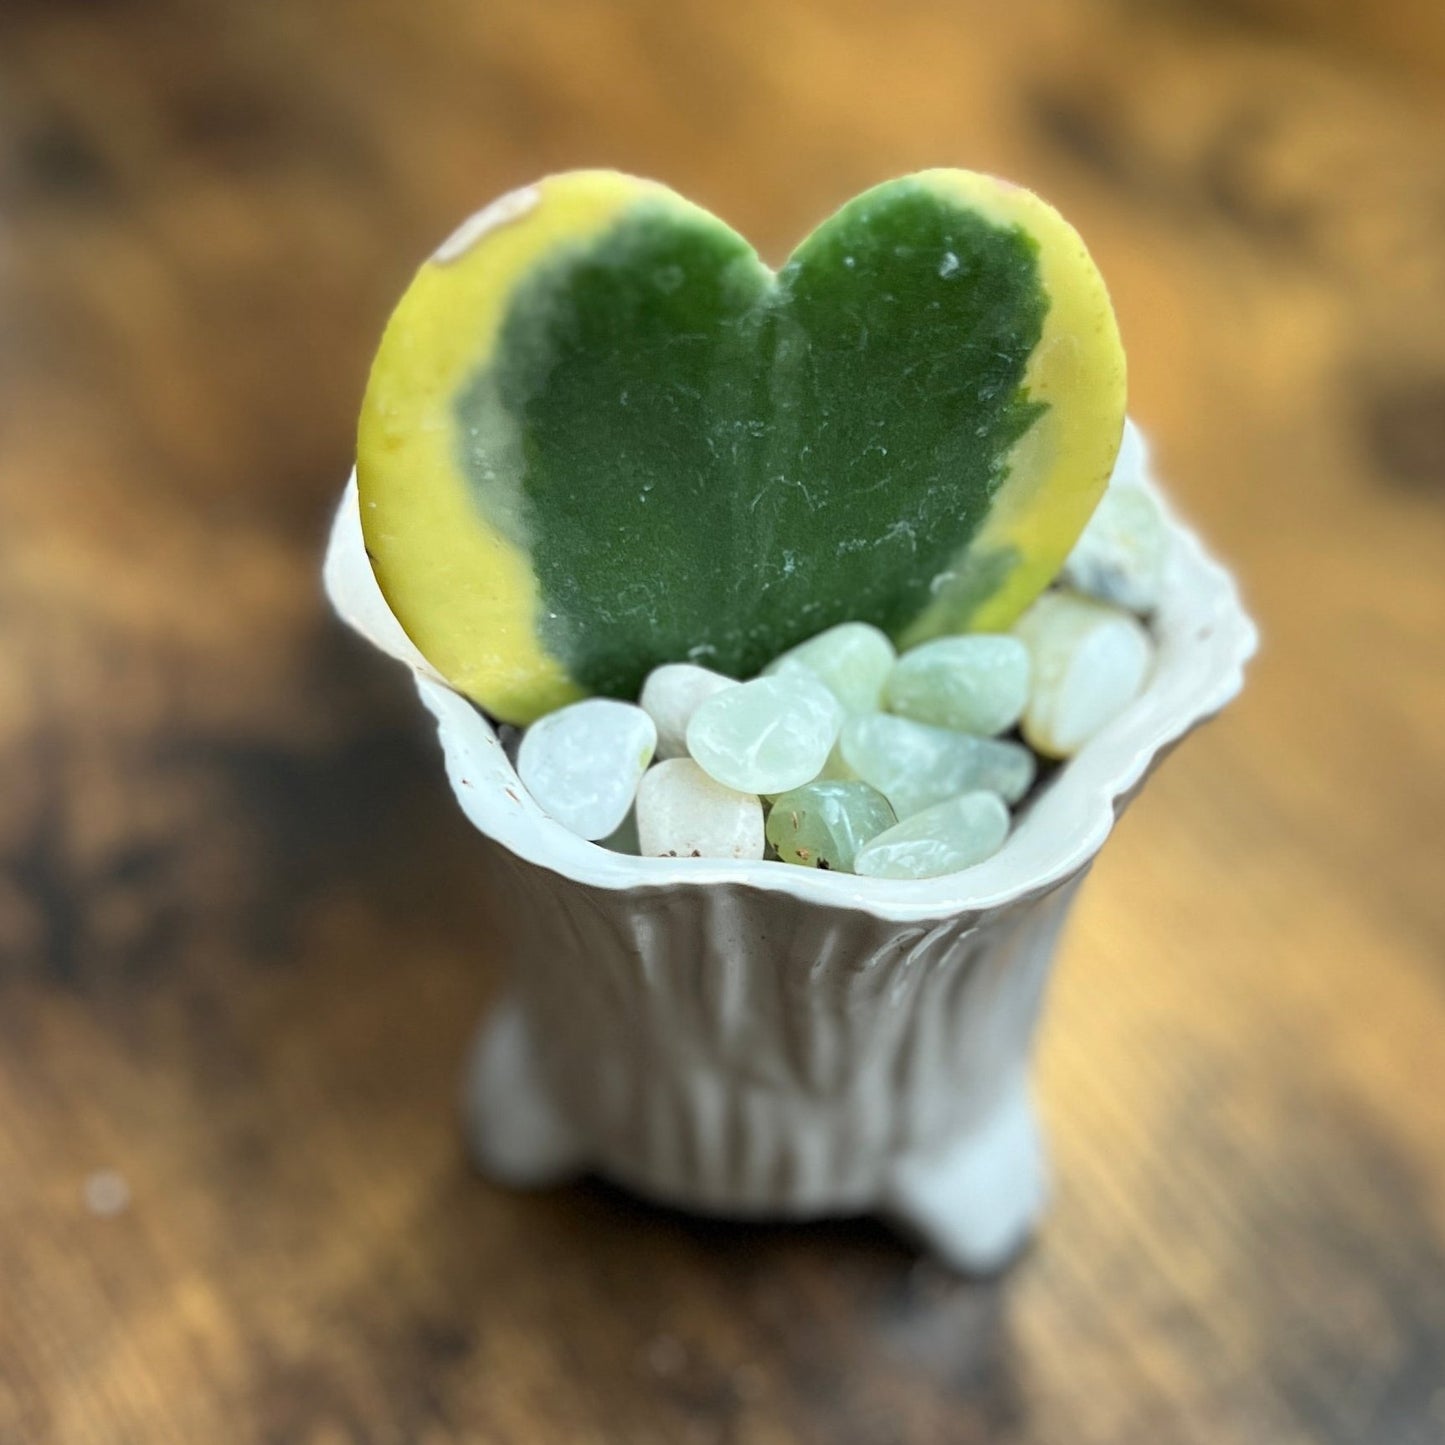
2 3 1442 1441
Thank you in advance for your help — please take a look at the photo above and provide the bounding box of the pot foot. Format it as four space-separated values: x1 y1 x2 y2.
884 1080 1048 1274
462 996 587 1188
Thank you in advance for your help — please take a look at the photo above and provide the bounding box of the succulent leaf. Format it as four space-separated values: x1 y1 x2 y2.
358 169 1125 724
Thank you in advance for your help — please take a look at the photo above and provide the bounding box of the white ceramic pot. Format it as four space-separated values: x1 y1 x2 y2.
324 466 1255 1271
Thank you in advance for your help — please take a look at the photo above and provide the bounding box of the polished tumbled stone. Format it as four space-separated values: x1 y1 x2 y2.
635 758 764 860
1013 590 1153 758
765 621 896 714
1062 478 1167 614
854 791 1011 879
687 672 843 795
639 663 738 759
839 713 1035 818
883 634 1031 736
766 780 897 872
517 698 657 840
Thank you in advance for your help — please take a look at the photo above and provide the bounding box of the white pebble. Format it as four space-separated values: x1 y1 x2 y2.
883 634 1030 736
1062 421 1167 613
687 672 843 795
854 791 1010 879
1013 591 1154 758
764 621 896 713
517 698 656 840
639 663 738 759
636 758 764 860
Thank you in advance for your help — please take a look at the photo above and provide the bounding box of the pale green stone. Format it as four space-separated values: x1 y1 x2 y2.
766 780 897 872
687 672 843 795
854 791 1010 879
883 634 1030 736
764 621 896 714
1013 590 1153 758
838 713 1035 818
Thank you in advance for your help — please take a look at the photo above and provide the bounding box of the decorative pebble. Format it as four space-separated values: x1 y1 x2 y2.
1062 482 1167 614
517 698 656 840
838 713 1035 818
687 673 843 795
639 663 738 759
766 780 897 872
636 759 765 860
1013 590 1153 758
1061 420 1166 613
883 635 1030 736
854 791 1011 879
764 621 896 714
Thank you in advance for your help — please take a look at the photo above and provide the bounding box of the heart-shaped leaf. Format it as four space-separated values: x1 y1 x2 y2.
359 169 1125 724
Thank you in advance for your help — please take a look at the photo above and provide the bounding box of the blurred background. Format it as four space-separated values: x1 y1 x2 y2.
1 2 1442 1443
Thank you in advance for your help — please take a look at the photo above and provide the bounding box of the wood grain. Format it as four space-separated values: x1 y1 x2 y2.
1 2 1442 1442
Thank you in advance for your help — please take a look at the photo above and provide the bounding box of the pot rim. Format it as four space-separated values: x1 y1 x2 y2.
325 458 1256 923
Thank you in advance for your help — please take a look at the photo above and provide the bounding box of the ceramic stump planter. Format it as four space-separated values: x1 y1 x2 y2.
324 467 1256 1272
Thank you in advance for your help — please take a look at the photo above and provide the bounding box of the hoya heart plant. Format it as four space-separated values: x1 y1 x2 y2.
357 169 1126 727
